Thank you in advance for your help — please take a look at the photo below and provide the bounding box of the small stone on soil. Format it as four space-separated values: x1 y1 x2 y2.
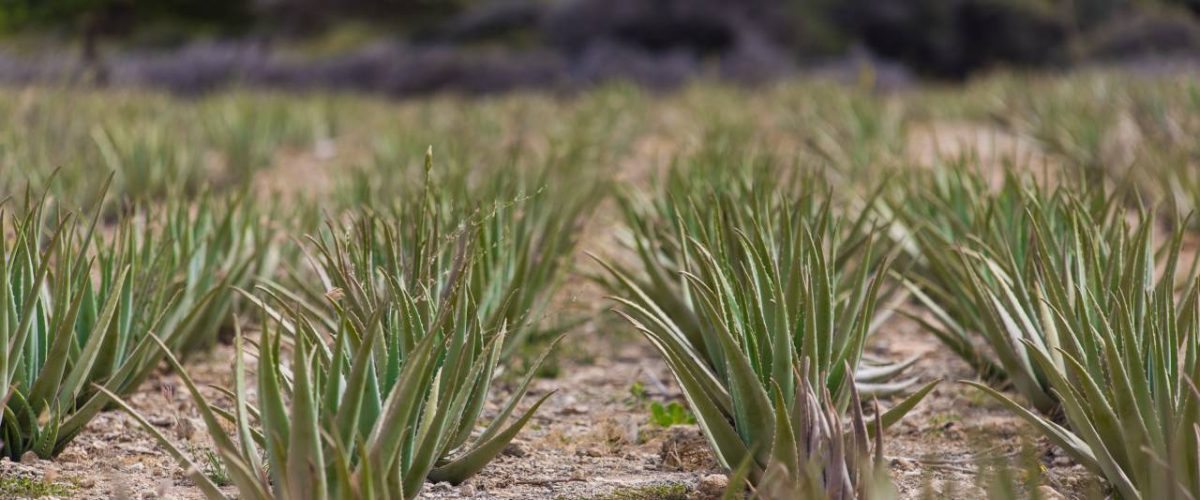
1037 485 1067 500
561 405 591 415
582 448 603 457
57 448 87 462
696 474 728 500
502 442 527 458
148 416 173 427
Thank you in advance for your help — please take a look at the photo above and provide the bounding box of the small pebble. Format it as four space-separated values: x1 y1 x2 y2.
148 416 173 427
697 474 729 500
579 448 602 457
458 484 476 497
502 442 527 458
57 448 87 462
1037 485 1067 500
560 405 590 415
891 457 916 471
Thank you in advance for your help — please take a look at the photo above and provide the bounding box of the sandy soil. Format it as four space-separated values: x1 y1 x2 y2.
0 309 1094 499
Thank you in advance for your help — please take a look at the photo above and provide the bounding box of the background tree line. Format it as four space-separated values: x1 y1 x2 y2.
1 0 1199 79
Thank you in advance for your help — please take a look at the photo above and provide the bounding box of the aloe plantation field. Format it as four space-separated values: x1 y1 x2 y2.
1 70 1200 499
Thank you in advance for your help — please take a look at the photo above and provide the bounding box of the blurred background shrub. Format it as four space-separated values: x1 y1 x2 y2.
1 0 1199 94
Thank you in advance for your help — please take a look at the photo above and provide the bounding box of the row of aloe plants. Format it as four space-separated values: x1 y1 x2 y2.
18 154 1199 498
888 165 1200 499
0 90 333 207
603 158 1200 498
0 182 272 460
108 223 554 498
85 147 936 498
96 152 593 499
1 141 592 496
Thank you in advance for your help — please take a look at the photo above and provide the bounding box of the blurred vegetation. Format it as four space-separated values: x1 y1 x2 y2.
1 0 1199 80
0 0 252 65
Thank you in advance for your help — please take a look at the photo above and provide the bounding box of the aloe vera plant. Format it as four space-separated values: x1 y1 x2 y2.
603 177 936 489
603 163 918 395
445 170 597 354
962 210 1200 500
723 360 896 500
144 191 278 355
325 151 596 355
0 186 218 460
108 168 555 499
887 167 1121 414
1123 82 1200 225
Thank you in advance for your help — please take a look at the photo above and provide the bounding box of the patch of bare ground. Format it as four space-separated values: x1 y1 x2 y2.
17 309 1093 499
252 138 341 202
871 312 1096 499
0 345 243 499
423 333 712 499
906 121 1064 185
